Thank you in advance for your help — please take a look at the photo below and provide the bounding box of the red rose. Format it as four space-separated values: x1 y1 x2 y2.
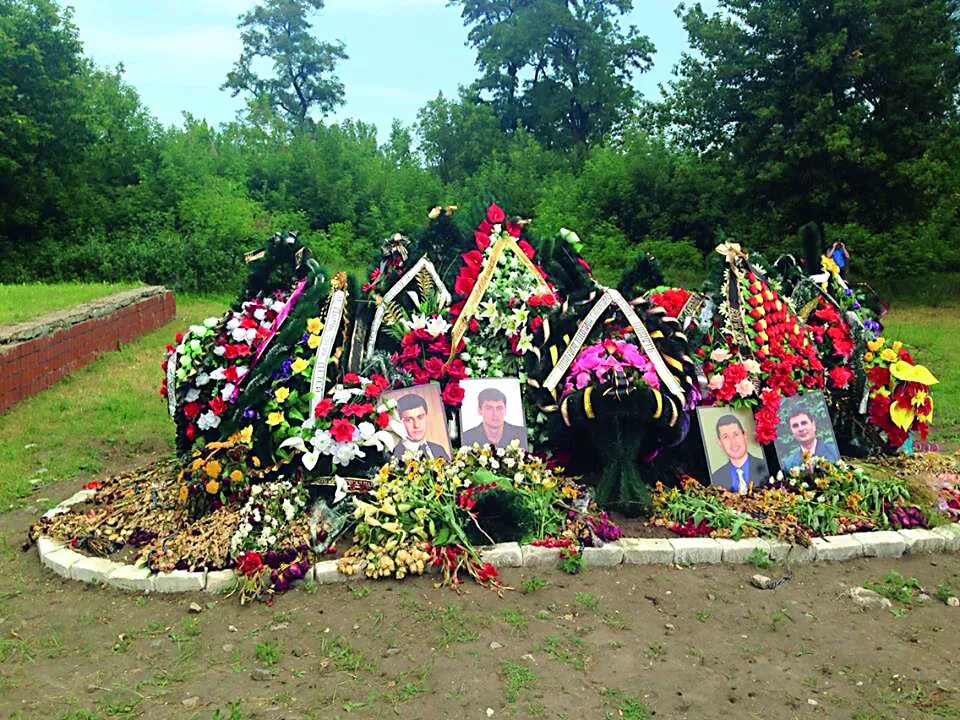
209 397 228 416
474 232 491 251
454 272 477 297
445 358 467 380
462 250 484 269
364 382 382 398
424 357 445 380
469 318 480 333
486 203 505 224
441 382 465 406
477 220 492 235
413 328 432 342
376 412 390 429
185 423 196 440
175 332 183 343
183 401 202 419
224 365 240 383
330 418 357 443
428 337 451 355
344 373 360 384
401 344 420 360
529 316 543 333
371 374 390 391
505 221 522 237
449 300 466 317
829 366 854 388
238 551 263 577
314 398 334 418
412 368 432 385
867 366 891 389
517 240 536 260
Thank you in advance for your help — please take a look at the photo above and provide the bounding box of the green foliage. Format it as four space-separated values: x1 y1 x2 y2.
451 0 654 149
746 548 772 569
865 571 923 604
500 660 536 703
558 545 584 574
222 0 347 125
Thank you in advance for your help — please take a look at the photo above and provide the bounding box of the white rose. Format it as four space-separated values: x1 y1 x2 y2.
709 348 732 363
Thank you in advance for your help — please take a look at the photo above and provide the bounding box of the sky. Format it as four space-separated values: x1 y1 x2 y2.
68 0 717 140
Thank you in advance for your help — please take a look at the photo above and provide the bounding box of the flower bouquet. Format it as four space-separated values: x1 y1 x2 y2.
863 336 937 450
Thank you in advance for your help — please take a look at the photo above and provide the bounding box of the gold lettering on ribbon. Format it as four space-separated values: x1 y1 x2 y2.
448 235 553 361
366 255 450 358
543 288 686 405
310 277 349 416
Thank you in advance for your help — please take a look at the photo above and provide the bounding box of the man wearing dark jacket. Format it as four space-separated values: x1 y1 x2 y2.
461 387 528 449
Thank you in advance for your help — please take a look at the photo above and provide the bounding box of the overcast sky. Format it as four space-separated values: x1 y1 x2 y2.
68 0 717 139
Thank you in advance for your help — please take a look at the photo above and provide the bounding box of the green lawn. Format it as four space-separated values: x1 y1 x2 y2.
0 294 230 510
0 282 141 326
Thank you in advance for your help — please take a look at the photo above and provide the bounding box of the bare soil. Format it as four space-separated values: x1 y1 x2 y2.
2 477 959 720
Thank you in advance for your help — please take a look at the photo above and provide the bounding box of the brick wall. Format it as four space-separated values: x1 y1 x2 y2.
0 287 175 413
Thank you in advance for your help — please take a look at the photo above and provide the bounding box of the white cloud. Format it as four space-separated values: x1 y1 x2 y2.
325 0 447 16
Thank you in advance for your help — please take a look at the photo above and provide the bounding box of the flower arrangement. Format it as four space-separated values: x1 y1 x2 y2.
229 478 310 556
389 324 468 407
336 441 581 588
649 287 692 320
176 426 258 518
277 373 399 470
450 203 557 380
162 293 290 449
562 338 661 398
863 336 937 449
805 297 856 390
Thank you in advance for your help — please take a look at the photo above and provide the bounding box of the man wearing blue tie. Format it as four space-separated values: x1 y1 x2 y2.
709 414 769 494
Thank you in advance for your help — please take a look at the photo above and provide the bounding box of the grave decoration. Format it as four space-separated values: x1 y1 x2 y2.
28 206 950 600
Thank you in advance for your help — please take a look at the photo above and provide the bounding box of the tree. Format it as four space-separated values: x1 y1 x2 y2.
416 91 504 183
222 0 347 126
450 0 654 149
664 0 960 233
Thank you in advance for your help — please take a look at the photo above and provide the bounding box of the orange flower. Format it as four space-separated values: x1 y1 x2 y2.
178 484 189 502
204 460 222 478
229 469 243 482
205 479 220 494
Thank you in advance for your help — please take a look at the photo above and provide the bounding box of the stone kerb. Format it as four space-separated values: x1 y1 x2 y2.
0 286 175 413
33 491 960 593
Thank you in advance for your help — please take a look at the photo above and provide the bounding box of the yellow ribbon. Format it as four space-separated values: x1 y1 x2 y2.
449 234 554 361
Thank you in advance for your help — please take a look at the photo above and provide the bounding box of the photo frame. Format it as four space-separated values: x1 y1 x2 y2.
774 392 840 470
458 377 529 450
382 383 453 461
696 405 770 493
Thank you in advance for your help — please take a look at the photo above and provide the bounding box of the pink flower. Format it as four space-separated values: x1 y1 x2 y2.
708 374 725 391
710 347 732 363
735 378 756 397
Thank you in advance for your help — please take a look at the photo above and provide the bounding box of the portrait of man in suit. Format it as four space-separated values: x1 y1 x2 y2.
391 392 451 461
459 380 529 450
778 399 840 470
697 406 769 494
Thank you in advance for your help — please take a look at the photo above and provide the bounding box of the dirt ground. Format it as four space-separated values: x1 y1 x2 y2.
0 478 958 720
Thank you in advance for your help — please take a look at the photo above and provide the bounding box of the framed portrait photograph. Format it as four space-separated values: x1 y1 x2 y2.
696 406 770 494
382 383 453 461
774 392 840 470
458 377 529 450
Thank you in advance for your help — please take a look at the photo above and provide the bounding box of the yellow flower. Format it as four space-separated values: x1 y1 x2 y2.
867 337 885 352
205 479 220 494
880 348 898 363
239 425 253 444
307 334 321 349
190 458 204 471
275 386 290 403
307 317 324 334
821 255 840 275
229 469 243 482
267 411 285 426
178 484 189 502
204 460 222 478
251 455 261 468
892 340 902 353
864 351 874 362
291 358 309 374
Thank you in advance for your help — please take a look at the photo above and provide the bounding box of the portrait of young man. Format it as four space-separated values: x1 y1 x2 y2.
382 384 452 461
458 378 529 450
697 406 769 494
776 392 840 470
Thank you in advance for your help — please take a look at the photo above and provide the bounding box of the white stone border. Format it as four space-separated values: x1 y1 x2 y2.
34 489 960 592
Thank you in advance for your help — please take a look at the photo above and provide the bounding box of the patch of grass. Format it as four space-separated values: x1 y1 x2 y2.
541 632 587 671
210 701 245 720
644 643 666 661
695 609 712 622
435 604 480 647
746 548 772 569
0 637 33 663
933 581 955 604
0 294 230 511
601 688 651 720
272 610 292 624
349 585 371 599
520 576 547 594
500 660 536 703
574 591 599 612
558 546 583 574
254 639 281 666
500 607 528 634
323 635 373 674
769 607 795 631
0 282 140 326
865 571 923 604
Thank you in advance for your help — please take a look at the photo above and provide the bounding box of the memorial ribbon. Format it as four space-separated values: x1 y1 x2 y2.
365 255 450 358
448 234 554 362
166 348 179 418
542 288 686 405
309 275 349 417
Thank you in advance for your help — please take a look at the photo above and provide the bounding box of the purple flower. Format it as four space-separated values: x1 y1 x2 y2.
243 408 258 420
852 301 861 309
843 288 853 297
